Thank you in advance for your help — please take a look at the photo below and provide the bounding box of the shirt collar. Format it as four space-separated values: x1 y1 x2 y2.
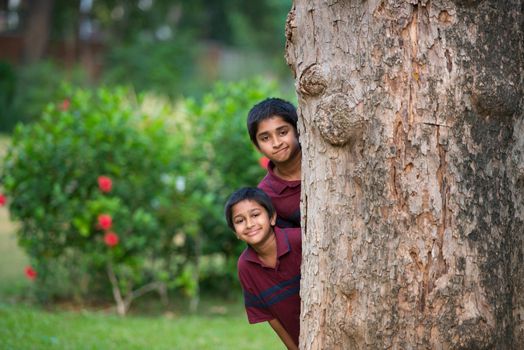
245 227 291 266
266 161 301 195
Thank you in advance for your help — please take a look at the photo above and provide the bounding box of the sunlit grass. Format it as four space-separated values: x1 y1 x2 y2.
0 303 283 350
0 208 29 299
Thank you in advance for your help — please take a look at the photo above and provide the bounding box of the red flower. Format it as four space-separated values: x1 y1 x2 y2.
258 156 270 169
97 214 112 230
0 194 6 206
104 232 119 247
60 99 70 111
25 266 37 280
97 176 112 193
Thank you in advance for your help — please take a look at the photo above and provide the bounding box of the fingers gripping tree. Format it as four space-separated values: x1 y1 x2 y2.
285 0 523 349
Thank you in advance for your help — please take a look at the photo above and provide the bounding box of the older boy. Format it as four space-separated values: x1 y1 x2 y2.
247 98 301 228
225 187 301 350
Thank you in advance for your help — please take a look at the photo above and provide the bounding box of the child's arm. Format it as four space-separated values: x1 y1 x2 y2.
268 319 299 350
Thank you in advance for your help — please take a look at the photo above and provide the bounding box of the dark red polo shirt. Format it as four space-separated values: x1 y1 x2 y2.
258 161 301 228
237 227 301 346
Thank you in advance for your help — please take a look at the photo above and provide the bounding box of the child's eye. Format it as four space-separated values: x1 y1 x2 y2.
260 135 269 142
279 130 288 136
234 218 244 224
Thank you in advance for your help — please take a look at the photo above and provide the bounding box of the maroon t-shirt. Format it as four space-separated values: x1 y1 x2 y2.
237 227 301 346
258 162 301 228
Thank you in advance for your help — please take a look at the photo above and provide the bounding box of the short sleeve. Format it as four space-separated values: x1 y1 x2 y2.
238 264 274 324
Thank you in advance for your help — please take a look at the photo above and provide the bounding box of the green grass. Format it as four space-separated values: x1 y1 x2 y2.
0 303 283 349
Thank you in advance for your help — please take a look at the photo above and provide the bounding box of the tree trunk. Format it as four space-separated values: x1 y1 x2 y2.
285 0 523 349
22 0 54 63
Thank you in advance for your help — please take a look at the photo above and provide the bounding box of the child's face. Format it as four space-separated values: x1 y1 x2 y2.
255 116 300 165
231 199 276 247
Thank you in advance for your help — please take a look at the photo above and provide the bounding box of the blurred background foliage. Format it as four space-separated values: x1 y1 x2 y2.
0 0 294 131
0 0 296 311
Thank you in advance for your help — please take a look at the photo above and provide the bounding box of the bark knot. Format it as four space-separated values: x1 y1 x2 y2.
299 64 327 96
314 93 365 147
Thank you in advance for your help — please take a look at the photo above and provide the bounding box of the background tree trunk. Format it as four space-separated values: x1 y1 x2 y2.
22 0 54 63
285 0 523 348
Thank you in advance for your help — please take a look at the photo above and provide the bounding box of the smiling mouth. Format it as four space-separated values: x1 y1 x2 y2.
273 147 288 155
245 229 261 236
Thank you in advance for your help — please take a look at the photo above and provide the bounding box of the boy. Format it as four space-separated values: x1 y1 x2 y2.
225 187 301 350
247 98 301 228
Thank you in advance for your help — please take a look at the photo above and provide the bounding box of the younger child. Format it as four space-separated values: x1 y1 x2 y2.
225 187 301 350
247 98 301 228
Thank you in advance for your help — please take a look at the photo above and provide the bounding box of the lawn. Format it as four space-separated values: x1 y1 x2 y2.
0 303 282 349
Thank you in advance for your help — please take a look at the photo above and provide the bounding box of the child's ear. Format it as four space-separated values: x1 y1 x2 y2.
270 212 277 226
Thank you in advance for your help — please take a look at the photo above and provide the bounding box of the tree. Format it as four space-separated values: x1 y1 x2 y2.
22 0 54 63
285 0 523 348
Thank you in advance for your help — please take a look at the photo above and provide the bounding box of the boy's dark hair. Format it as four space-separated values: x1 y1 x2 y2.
247 98 298 148
224 187 276 231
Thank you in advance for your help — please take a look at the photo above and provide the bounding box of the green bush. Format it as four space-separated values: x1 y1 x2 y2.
1 86 193 313
1 78 294 309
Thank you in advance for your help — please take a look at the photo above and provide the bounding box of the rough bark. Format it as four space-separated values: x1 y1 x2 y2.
285 0 523 349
